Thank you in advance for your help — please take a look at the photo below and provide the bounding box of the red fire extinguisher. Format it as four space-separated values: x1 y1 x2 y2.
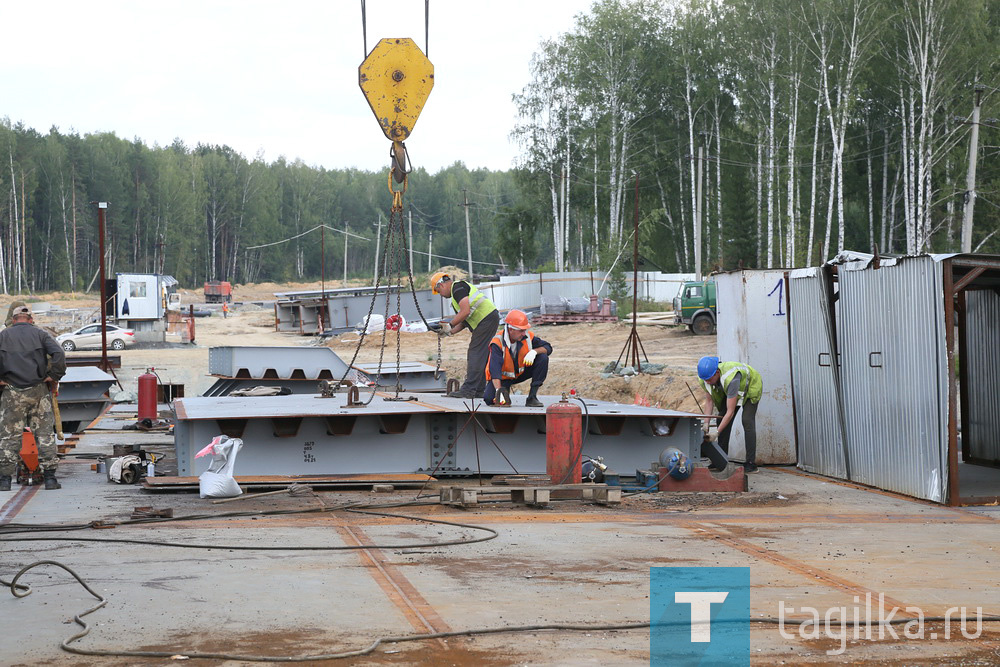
138 369 158 422
545 394 582 484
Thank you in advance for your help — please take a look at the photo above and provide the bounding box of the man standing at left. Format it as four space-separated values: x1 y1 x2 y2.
0 305 66 491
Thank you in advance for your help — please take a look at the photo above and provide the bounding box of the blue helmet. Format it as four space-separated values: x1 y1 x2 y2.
697 356 720 380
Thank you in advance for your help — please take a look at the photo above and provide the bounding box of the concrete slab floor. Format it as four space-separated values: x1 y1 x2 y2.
3 429 1000 665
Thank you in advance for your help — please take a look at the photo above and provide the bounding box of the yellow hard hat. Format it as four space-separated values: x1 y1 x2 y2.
430 271 450 295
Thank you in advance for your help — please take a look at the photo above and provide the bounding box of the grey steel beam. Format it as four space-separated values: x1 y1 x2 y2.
57 399 110 432
57 366 116 402
355 362 447 392
208 346 352 379
173 393 702 477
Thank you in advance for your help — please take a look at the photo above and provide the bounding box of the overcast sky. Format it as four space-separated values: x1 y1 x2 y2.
1 1 587 173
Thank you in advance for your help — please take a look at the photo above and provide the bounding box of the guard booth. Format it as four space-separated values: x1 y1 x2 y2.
107 273 178 343
788 253 1000 505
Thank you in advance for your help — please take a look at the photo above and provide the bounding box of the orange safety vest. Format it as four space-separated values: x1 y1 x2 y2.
486 330 536 381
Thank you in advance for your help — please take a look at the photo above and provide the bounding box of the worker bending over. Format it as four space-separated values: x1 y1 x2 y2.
484 310 551 408
430 271 500 399
0 305 67 491
697 356 763 474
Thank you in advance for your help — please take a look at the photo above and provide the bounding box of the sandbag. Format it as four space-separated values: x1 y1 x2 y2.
196 435 244 499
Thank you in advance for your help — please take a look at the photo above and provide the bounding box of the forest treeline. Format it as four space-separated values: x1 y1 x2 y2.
2 0 999 293
0 122 518 293
513 0 1000 273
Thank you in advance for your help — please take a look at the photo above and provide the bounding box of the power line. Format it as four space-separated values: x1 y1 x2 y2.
243 224 369 250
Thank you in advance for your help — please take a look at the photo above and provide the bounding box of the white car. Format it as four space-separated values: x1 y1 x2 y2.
57 324 135 351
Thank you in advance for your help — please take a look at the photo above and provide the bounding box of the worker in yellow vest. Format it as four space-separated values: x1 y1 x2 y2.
697 356 764 473
429 271 500 399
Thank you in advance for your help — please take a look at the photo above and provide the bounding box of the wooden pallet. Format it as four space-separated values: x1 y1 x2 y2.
143 473 435 493
439 484 621 508
57 435 80 455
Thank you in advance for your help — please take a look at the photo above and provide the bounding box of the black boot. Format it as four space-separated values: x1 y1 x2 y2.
43 470 61 490
525 385 543 408
0 475 10 491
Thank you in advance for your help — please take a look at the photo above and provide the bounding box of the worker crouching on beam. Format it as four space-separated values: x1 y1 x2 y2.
429 271 500 399
484 310 551 408
697 356 763 474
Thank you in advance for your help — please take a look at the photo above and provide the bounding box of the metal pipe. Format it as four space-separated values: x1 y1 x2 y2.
97 202 109 372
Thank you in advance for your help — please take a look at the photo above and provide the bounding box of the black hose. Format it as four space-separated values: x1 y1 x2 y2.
6 559 1000 663
0 499 496 552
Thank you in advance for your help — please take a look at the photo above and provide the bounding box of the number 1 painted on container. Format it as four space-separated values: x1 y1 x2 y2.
768 279 785 316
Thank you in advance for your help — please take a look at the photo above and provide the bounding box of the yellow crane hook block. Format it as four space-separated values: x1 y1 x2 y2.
359 38 434 145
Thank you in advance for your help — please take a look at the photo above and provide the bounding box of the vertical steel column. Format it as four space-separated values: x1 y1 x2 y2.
944 259 960 505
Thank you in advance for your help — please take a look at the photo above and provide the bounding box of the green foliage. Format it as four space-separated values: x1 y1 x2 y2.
0 124 522 291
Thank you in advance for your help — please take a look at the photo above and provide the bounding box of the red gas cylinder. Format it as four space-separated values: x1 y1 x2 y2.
545 395 582 484
138 369 159 422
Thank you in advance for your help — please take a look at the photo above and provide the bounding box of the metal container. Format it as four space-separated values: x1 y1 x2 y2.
964 289 1000 462
715 270 797 464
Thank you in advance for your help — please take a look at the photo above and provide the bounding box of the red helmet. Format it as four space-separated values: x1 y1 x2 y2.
504 310 531 330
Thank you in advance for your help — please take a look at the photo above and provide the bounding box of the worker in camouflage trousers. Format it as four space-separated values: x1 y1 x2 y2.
0 305 67 491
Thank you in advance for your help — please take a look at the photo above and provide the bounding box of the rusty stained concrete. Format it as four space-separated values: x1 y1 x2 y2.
2 426 1000 665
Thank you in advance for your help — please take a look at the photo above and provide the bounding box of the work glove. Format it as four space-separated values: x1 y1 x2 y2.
427 321 442 333
439 322 452 336
523 349 537 366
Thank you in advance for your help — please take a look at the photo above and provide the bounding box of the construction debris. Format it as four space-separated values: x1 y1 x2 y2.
600 361 665 378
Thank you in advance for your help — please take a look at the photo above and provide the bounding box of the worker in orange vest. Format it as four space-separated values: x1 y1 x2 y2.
484 310 551 408
222 302 229 318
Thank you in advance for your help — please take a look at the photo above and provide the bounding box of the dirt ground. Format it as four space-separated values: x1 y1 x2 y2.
326 322 714 411
14 288 715 408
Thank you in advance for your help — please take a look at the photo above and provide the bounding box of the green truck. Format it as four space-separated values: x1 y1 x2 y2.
672 279 717 335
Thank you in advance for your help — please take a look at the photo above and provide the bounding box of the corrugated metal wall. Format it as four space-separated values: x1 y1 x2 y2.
716 270 797 464
965 289 1000 462
837 257 949 502
789 268 848 478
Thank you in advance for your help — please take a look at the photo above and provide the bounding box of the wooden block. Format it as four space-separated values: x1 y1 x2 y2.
460 489 478 507
529 489 550 506
594 487 622 505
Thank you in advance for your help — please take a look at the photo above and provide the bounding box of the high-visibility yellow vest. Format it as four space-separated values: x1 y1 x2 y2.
700 361 763 406
449 283 497 330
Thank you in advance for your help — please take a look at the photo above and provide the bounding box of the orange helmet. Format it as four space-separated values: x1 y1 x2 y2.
430 271 450 295
504 309 531 330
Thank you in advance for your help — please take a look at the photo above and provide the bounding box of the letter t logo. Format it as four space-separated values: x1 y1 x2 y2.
675 591 730 642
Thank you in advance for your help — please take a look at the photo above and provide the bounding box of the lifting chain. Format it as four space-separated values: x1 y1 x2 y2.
335 154 443 405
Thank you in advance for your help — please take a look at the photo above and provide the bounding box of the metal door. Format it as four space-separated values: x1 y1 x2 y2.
788 268 849 478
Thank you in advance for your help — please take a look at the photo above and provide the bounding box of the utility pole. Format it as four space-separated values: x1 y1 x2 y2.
373 213 382 286
962 86 983 253
96 202 109 373
460 189 473 279
427 231 433 272
695 145 704 280
408 210 414 276
343 223 348 283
